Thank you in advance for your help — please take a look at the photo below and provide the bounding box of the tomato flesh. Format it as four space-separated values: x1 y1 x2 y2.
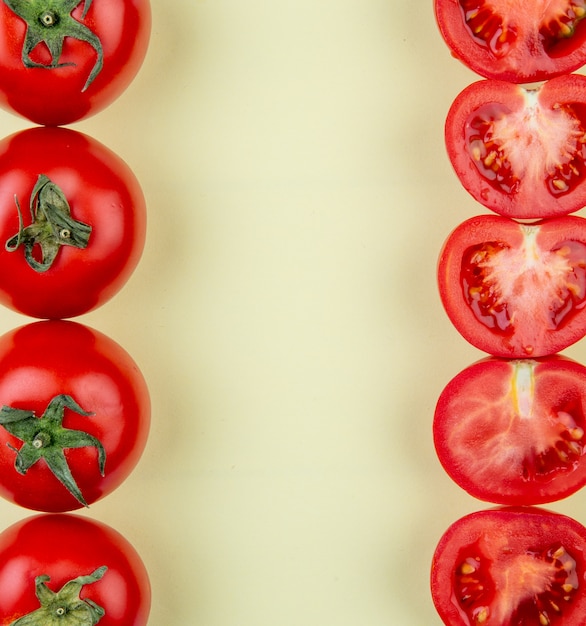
435 0 586 83
461 237 586 335
437 214 586 357
431 507 586 626
466 100 586 201
454 541 578 624
445 76 586 219
460 0 586 58
434 356 586 504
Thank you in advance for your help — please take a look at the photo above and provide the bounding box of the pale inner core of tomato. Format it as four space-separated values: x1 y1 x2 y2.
462 226 586 353
468 90 586 197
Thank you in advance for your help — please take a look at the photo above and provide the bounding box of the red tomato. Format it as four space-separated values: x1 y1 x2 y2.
0 513 150 625
0 126 146 319
434 355 586 505
437 214 586 358
434 0 586 83
445 75 586 220
0 319 150 512
0 0 151 126
431 507 586 626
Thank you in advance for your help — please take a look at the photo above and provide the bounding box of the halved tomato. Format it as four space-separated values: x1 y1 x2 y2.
434 355 586 505
438 214 586 357
431 507 586 625
446 75 586 220
434 0 586 83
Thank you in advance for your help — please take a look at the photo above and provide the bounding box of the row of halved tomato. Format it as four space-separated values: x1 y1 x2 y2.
431 2 586 625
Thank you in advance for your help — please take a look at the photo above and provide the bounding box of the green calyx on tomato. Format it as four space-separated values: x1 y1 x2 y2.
10 565 107 625
3 0 103 91
0 394 105 507
5 174 92 273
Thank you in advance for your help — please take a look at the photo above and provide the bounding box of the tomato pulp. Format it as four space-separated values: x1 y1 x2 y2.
437 214 586 358
435 0 586 83
434 355 586 504
431 507 586 626
445 75 586 219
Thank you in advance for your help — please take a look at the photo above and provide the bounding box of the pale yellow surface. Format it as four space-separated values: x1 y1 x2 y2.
0 2 584 625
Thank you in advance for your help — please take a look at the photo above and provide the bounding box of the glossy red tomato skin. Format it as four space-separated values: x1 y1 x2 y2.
0 126 146 319
434 0 586 83
0 0 151 126
431 507 586 626
446 75 586 220
0 513 150 625
434 355 586 505
0 320 150 512
438 214 586 358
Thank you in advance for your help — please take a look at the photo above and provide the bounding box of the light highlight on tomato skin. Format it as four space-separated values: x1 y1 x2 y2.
461 232 586 336
434 355 586 505
437 214 586 357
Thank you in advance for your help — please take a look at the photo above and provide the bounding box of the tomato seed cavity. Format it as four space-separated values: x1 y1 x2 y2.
459 1 586 57
454 543 579 624
540 1 586 51
459 0 517 57
466 100 586 199
461 236 586 340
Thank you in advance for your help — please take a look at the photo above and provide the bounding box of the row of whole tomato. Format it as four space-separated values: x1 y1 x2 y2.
431 2 586 625
0 1 154 624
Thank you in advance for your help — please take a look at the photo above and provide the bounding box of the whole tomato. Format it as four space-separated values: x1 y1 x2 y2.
434 0 586 83
0 126 146 319
445 74 586 220
0 513 150 625
0 0 151 126
0 319 150 512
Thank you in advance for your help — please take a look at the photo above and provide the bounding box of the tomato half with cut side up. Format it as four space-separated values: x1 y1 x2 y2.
431 507 586 626
446 75 586 220
437 214 586 358
434 355 586 505
434 0 586 83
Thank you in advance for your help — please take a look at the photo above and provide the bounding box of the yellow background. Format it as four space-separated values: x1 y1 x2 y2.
0 2 585 624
